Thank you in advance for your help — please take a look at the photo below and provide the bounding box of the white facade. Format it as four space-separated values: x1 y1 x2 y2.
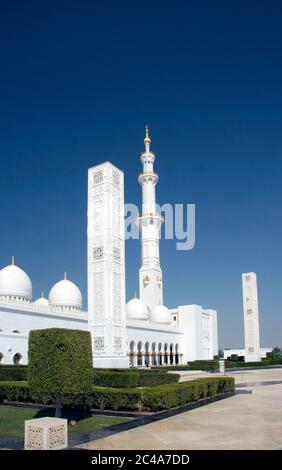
0 129 218 367
242 272 261 362
87 162 127 368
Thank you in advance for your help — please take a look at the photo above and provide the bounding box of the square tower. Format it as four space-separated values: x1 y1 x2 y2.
87 162 128 368
242 272 261 362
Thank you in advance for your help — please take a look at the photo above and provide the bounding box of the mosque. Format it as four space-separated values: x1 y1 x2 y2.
0 129 218 367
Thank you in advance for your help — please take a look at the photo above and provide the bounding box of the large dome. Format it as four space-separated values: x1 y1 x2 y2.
49 274 82 310
126 297 149 320
150 304 171 324
0 260 32 300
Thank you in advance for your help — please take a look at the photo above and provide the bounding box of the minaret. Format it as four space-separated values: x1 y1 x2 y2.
137 127 164 311
242 272 261 362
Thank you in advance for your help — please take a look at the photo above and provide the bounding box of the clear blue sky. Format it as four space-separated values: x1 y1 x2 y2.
0 1 281 348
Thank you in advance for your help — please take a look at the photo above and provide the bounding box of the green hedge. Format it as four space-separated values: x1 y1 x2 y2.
93 371 138 389
142 377 235 411
137 370 180 387
91 387 142 411
28 328 93 404
0 366 28 381
92 369 179 388
0 376 234 411
0 381 31 402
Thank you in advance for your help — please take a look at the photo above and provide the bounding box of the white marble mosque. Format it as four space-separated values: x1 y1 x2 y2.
0 129 218 367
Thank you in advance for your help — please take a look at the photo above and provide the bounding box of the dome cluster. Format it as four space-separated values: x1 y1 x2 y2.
126 295 171 324
0 259 82 312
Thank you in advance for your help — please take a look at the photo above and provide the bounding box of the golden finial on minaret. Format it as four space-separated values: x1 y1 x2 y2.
144 125 151 147
134 291 137 298
41 291 44 298
64 272 67 280
11 256 15 266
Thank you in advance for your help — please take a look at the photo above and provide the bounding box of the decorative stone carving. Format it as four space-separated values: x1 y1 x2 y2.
87 162 128 368
93 246 103 260
25 417 68 450
94 336 105 351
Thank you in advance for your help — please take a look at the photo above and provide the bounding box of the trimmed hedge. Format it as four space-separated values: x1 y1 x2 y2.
0 365 28 381
92 369 180 388
137 370 180 387
93 371 139 389
0 381 30 403
0 376 234 411
91 387 142 411
142 377 235 411
28 328 93 404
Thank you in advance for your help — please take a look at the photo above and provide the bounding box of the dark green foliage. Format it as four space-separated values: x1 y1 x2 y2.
230 354 238 362
0 376 234 411
0 381 31 403
93 371 139 389
28 328 93 405
142 377 235 411
92 368 179 388
137 370 180 387
91 387 142 411
0 366 27 381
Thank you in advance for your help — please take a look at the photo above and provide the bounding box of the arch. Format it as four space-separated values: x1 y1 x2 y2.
170 343 174 365
175 343 179 364
164 343 169 365
151 342 157 366
129 340 135 367
158 342 163 366
129 340 135 352
13 353 23 365
0 353 5 364
137 341 143 366
144 342 150 367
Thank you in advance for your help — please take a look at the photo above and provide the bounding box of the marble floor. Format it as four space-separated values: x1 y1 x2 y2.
78 368 282 450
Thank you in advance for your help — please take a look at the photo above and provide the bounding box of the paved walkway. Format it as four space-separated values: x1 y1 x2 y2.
78 369 282 450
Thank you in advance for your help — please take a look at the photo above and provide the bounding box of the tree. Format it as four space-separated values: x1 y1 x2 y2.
218 349 224 358
28 328 93 417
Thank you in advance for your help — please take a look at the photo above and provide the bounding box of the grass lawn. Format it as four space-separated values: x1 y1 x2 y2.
0 406 131 438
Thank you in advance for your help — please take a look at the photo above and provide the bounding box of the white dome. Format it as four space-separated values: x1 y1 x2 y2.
150 304 171 324
126 297 149 320
34 294 49 307
49 275 82 310
0 262 32 300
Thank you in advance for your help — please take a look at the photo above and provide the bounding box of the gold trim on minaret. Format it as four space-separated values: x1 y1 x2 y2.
144 125 151 147
11 256 15 266
64 271 67 280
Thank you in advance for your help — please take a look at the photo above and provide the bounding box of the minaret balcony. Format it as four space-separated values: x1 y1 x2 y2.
136 212 164 228
138 172 159 185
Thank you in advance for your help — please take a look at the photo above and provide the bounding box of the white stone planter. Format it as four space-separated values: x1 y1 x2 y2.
24 417 68 450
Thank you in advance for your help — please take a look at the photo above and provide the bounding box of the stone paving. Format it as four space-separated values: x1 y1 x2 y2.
78 368 282 450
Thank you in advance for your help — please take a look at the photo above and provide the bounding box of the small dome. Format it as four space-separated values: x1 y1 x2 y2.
34 294 49 307
49 274 82 310
150 304 171 324
0 260 32 300
126 297 149 320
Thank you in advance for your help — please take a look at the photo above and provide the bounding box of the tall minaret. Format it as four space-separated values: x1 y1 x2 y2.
137 127 164 311
242 272 261 362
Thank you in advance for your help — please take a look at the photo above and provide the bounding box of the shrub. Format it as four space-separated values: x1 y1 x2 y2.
0 376 234 411
28 328 93 415
142 377 235 411
0 381 31 403
93 371 138 389
0 365 28 381
91 387 142 411
137 371 180 387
